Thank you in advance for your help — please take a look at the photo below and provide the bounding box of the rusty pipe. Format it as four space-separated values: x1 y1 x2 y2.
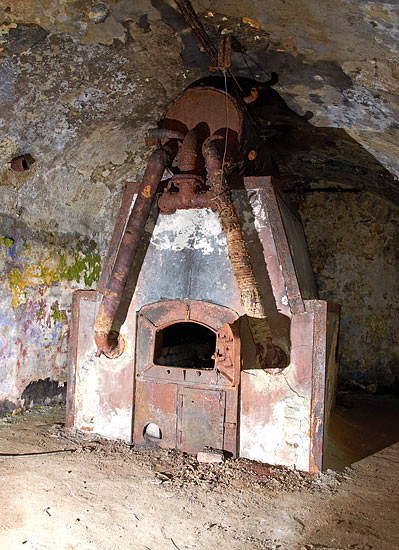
147 128 184 140
145 128 184 146
10 155 32 172
203 135 266 319
94 147 172 357
203 136 287 367
177 125 207 174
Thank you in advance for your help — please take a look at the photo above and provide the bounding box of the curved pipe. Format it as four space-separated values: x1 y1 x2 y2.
94 147 172 357
203 136 287 368
177 125 207 174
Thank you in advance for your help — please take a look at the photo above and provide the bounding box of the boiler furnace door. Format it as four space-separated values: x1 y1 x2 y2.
177 388 225 454
132 300 240 456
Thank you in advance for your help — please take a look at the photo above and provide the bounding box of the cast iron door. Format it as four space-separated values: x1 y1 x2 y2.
133 300 240 456
178 388 225 454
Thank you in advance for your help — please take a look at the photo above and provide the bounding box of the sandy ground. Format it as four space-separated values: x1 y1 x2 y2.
0 393 398 550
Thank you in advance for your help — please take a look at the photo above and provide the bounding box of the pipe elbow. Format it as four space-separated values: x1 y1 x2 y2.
94 330 125 359
202 135 224 162
147 146 172 171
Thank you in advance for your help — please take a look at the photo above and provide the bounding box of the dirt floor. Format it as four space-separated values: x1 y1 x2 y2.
0 392 398 550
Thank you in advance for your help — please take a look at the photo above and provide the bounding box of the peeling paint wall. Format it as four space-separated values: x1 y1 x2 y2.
0 229 101 411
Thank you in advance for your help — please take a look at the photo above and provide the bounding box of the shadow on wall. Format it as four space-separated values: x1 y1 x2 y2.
179 74 399 389
21 378 66 408
0 378 66 417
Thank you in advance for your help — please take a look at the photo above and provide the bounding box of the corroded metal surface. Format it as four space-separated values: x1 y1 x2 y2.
178 388 225 454
250 178 305 315
308 300 341 473
94 147 174 357
159 86 243 167
10 154 31 171
203 135 266 319
133 300 240 456
213 321 241 387
97 182 138 294
158 174 211 213
209 36 232 72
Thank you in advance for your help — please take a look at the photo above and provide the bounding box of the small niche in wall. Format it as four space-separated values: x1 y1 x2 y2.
21 378 66 408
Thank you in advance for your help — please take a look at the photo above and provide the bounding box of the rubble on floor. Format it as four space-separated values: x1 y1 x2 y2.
46 418 346 494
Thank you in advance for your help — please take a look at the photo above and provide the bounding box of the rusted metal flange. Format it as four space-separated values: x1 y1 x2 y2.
10 155 32 172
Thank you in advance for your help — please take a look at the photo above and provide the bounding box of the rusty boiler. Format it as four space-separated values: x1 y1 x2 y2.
67 79 340 473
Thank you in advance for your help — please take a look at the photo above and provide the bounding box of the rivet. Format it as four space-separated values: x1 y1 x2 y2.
248 150 257 161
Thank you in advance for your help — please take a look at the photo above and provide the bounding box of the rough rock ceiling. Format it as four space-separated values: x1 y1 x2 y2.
155 0 399 201
0 0 398 238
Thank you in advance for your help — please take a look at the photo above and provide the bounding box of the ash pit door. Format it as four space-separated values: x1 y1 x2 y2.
177 388 225 454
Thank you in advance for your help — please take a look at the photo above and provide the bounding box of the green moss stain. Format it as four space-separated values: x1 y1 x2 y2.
3 235 102 307
8 268 26 307
56 249 67 270
8 268 23 286
52 305 67 322
59 253 101 286
3 237 14 248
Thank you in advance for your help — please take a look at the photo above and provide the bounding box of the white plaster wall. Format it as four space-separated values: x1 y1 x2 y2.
239 311 314 471
239 369 312 471
73 298 134 442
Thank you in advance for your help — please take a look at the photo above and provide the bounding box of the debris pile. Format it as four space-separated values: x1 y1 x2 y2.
51 423 345 494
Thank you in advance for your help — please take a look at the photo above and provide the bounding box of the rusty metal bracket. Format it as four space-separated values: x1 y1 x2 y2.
243 87 259 104
158 174 212 213
209 36 232 72
213 322 241 387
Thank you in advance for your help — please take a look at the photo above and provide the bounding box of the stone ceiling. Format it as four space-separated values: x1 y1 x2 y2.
0 0 398 243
